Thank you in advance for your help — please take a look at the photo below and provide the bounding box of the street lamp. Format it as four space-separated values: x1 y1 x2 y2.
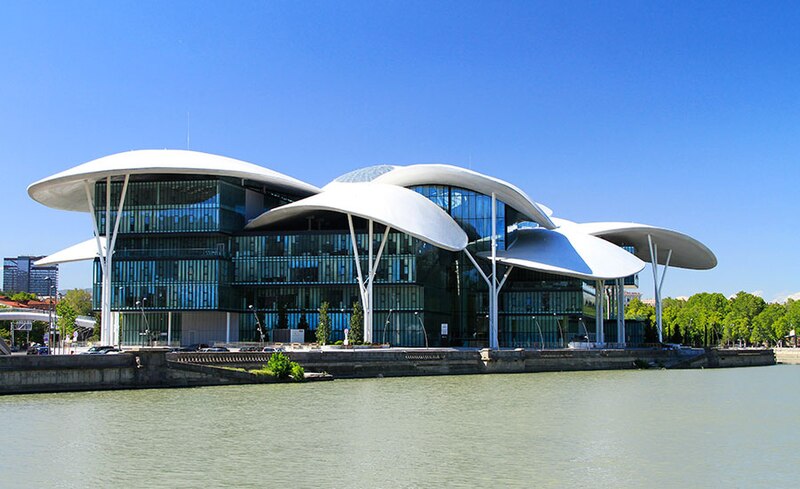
383 308 393 346
45 276 56 354
413 312 429 348
248 305 265 344
135 298 151 346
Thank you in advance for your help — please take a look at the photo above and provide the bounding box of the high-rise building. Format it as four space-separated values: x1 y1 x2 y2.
2 256 58 296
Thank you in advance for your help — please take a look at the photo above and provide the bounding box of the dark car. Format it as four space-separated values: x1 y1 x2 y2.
27 346 50 355
82 345 120 355
239 346 260 352
199 346 229 352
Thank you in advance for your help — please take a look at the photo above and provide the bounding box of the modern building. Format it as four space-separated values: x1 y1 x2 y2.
28 150 716 348
3 256 58 296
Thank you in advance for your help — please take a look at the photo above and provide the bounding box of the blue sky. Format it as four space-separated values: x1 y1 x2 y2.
1 1 798 301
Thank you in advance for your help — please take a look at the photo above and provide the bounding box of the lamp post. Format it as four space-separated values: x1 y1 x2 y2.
248 305 265 344
554 313 564 348
383 308 393 346
413 312 429 348
135 298 151 346
45 276 56 354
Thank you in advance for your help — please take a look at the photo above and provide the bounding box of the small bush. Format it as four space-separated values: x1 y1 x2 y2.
291 363 305 382
267 352 292 379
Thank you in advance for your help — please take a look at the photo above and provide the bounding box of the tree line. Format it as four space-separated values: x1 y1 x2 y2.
626 291 800 347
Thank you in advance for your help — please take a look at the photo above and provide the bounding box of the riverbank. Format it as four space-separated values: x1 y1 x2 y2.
0 346 775 395
774 347 800 364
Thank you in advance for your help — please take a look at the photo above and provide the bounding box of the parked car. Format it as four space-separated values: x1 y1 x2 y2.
81 346 120 355
27 346 50 355
199 346 229 352
239 346 260 352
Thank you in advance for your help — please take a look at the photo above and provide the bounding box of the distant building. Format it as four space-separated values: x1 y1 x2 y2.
624 291 642 306
642 298 656 307
2 256 58 296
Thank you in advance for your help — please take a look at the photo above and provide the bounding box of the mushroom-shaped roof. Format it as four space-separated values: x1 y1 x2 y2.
566 222 717 270
479 227 646 280
34 238 106 266
28 149 320 212
328 164 555 229
246 183 468 252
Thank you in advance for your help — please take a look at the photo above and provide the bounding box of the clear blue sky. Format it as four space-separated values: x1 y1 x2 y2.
1 1 798 302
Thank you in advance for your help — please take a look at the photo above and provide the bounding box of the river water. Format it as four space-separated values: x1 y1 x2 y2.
2 365 797 488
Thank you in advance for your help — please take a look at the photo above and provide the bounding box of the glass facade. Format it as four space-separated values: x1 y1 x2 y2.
93 175 635 348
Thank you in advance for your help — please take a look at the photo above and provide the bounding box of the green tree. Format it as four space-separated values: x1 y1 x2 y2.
10 292 36 303
349 301 363 344
625 297 655 323
751 303 785 346
56 301 78 339
316 301 331 345
61 289 93 317
724 292 766 346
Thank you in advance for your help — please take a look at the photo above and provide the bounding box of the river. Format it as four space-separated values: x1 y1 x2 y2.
1 365 797 488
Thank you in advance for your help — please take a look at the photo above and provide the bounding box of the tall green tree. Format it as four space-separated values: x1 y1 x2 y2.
751 303 785 346
316 301 331 345
349 301 363 344
724 291 765 346
56 301 78 339
61 289 93 317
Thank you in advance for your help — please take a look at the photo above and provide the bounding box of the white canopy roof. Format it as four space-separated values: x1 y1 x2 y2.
34 238 106 266
28 149 320 212
479 227 646 280
340 164 557 229
246 183 469 252
566 221 717 270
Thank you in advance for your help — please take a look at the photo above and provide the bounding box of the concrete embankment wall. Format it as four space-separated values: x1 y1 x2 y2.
0 350 267 395
171 348 776 379
774 348 800 364
0 347 775 395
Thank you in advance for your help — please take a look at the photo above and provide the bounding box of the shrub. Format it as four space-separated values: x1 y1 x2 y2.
267 352 292 379
291 363 305 382
316 301 331 345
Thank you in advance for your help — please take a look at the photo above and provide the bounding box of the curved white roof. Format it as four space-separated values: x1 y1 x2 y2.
246 183 469 252
34 238 106 266
479 227 646 280
567 222 717 270
350 164 557 229
28 149 320 212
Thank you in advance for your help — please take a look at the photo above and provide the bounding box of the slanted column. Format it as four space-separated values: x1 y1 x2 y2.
647 235 672 344
85 174 129 347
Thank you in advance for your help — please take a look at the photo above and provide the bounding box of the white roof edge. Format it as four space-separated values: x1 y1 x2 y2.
34 238 106 266
28 149 320 212
479 227 646 280
371 164 556 229
571 221 717 270
246 183 469 251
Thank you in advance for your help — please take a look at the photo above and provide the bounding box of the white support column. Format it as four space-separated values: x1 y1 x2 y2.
490 192 498 349
85 175 129 347
617 278 625 347
226 312 231 344
647 234 672 344
167 311 173 345
346 215 392 345
595 280 604 345
366 220 374 343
